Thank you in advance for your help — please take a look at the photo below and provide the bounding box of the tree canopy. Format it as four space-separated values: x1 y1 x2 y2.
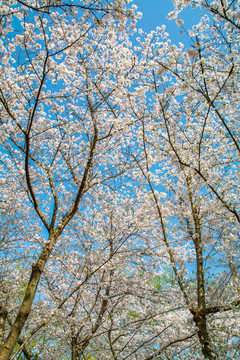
0 0 239 359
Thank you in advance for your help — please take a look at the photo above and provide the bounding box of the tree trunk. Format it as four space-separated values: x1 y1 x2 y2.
186 175 215 360
0 232 58 360
0 304 7 347
72 336 77 360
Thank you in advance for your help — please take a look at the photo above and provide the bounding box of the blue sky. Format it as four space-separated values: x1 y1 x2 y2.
135 0 204 46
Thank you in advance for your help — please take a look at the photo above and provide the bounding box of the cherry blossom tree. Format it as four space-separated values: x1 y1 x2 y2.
0 0 239 359
128 1 240 358
0 0 144 358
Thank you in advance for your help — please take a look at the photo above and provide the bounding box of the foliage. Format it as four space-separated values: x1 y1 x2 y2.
0 0 239 359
